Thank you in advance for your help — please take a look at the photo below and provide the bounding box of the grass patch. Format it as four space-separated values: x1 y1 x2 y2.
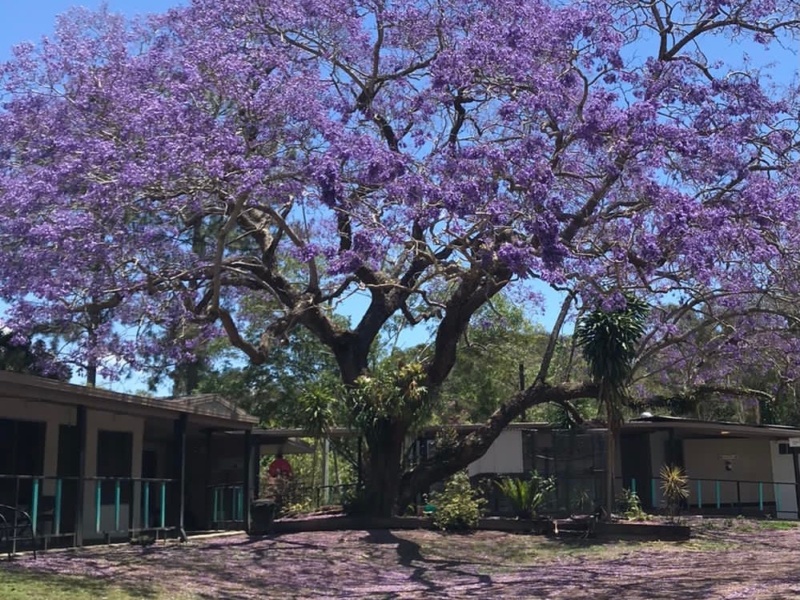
0 568 186 600
755 520 799 531
405 530 666 568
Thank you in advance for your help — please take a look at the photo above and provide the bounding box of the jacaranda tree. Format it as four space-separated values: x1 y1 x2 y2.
2 0 800 514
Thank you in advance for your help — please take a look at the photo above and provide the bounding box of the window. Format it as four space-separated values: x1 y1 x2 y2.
0 418 46 506
96 430 133 504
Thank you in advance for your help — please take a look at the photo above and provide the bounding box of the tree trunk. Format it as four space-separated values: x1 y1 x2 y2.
397 381 598 510
361 418 409 517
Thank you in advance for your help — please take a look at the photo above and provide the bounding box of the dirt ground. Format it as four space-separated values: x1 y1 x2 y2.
3 519 800 599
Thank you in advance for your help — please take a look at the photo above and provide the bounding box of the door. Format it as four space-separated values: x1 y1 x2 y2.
56 424 81 533
621 433 653 508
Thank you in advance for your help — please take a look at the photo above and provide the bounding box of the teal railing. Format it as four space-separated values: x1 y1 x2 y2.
625 476 797 516
0 474 177 542
210 483 245 525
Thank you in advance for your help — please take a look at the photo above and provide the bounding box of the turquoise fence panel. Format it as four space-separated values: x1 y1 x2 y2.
160 482 166 529
95 481 102 533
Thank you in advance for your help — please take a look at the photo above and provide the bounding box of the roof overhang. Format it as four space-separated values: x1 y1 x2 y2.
625 416 800 440
0 371 258 429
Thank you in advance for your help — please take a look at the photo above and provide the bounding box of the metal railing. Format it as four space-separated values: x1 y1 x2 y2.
0 473 178 548
210 483 245 525
625 476 798 516
483 472 800 519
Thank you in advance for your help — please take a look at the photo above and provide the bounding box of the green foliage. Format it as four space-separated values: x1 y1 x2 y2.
659 464 689 518
495 471 555 519
196 326 343 427
342 487 372 516
617 488 648 521
575 295 649 397
575 294 649 517
297 385 336 436
430 471 487 531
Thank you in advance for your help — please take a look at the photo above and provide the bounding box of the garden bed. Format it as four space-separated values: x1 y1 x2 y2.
255 509 687 540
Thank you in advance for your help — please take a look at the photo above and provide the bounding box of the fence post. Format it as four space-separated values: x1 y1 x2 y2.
95 481 102 533
160 482 166 529
31 477 40 533
697 479 702 508
651 478 657 508
715 480 721 509
144 481 150 529
114 480 121 531
758 482 764 512
212 487 219 525
54 479 62 536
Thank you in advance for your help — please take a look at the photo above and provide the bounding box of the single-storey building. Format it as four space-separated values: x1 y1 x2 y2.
412 416 800 519
0 371 309 551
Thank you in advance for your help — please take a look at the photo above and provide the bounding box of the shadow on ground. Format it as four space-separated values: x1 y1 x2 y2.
3 524 800 598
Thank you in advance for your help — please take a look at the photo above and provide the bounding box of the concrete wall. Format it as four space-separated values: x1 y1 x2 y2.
769 441 798 519
468 430 524 476
0 396 146 539
683 438 775 507
82 410 144 539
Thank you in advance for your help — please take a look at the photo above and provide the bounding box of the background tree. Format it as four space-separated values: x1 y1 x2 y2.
0 328 71 381
2 0 800 514
436 298 552 423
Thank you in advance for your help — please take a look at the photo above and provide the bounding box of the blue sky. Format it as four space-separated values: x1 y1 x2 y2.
1 2 797 393
0 1 184 61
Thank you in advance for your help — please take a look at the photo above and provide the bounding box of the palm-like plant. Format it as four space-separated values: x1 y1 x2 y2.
495 471 556 519
660 464 690 519
575 294 648 517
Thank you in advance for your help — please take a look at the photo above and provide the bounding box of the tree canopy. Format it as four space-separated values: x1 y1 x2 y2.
2 0 800 513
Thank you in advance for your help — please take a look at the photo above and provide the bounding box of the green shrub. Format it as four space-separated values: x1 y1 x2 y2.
495 471 555 519
341 487 371 516
430 471 486 531
617 488 648 521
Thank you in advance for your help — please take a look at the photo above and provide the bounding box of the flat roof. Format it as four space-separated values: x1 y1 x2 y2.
0 371 258 428
415 418 800 440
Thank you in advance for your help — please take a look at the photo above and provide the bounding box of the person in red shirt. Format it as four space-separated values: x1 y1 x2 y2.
268 452 293 479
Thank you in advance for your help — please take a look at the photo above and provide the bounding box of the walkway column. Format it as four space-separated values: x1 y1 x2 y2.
792 448 800 520
242 429 253 533
174 414 188 539
74 406 87 547
322 438 330 504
